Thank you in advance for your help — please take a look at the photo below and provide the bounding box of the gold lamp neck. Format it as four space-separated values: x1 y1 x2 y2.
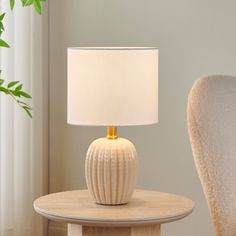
107 127 118 140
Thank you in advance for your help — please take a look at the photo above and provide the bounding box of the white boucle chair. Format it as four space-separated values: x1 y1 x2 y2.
187 75 236 236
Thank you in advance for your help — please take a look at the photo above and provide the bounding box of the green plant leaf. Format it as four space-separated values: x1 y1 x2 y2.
22 0 34 6
18 100 28 106
1 0 47 118
0 39 10 48
33 0 42 14
18 91 32 98
10 0 15 10
23 106 32 110
0 22 5 32
0 13 5 21
15 84 23 91
8 81 19 88
0 86 9 94
12 90 21 97
23 107 32 118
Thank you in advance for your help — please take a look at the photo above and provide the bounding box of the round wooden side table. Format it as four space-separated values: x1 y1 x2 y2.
34 189 194 236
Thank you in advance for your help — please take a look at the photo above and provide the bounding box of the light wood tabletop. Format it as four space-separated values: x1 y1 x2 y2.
34 189 194 236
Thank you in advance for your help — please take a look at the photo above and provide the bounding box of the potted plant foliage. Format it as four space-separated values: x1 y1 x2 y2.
0 0 46 118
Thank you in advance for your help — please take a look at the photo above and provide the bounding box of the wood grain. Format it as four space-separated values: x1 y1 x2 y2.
68 224 82 236
68 224 160 236
34 189 194 227
131 225 160 236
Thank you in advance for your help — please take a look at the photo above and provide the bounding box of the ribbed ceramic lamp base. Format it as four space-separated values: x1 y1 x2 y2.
85 137 138 205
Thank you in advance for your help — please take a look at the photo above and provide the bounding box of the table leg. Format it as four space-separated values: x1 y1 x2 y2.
132 225 161 236
68 224 161 236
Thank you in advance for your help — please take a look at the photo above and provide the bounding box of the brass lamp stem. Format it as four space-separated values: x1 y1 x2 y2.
107 127 118 139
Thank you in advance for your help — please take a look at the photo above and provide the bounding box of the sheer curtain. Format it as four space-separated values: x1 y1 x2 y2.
0 1 48 236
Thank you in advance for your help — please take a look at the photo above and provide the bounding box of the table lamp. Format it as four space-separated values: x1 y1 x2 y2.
67 47 158 205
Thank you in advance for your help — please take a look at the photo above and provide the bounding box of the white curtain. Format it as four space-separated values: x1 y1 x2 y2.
0 1 48 236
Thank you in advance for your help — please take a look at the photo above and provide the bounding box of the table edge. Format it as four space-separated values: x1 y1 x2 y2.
34 203 194 227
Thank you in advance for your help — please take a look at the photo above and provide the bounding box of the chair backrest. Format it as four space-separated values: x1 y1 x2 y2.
187 75 236 236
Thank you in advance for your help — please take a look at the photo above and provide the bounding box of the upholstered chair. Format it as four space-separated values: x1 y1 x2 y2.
187 75 236 236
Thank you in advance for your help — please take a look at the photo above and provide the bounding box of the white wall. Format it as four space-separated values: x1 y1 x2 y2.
49 0 236 235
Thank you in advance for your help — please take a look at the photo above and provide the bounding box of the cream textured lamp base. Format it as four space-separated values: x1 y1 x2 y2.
85 137 138 205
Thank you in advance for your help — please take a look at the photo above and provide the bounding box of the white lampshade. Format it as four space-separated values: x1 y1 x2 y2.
67 47 158 126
